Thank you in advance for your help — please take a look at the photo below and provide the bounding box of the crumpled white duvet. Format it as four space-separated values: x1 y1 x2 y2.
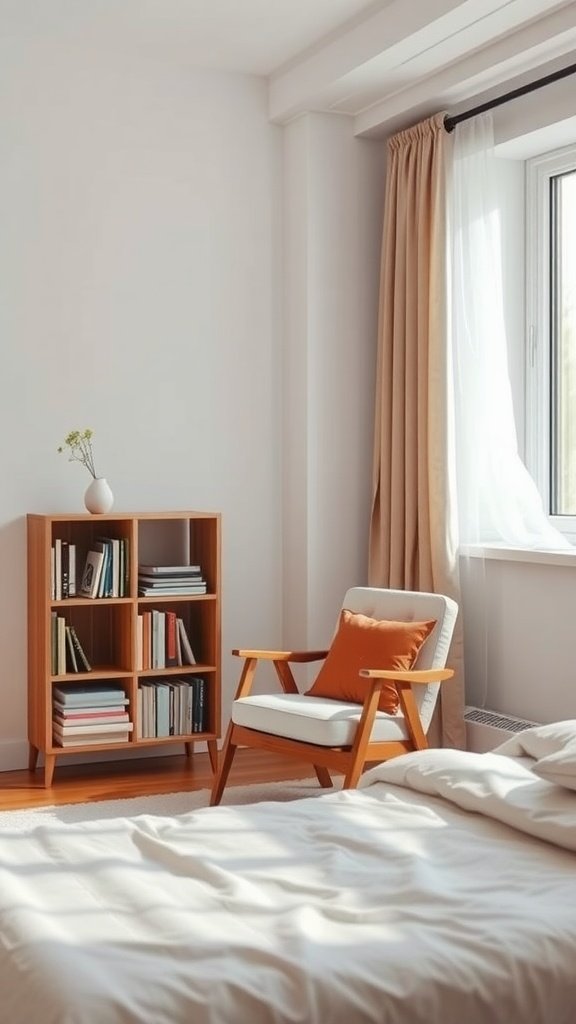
359 746 576 851
1 750 575 1024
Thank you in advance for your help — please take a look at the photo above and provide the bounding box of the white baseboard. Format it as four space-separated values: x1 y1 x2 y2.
0 739 209 774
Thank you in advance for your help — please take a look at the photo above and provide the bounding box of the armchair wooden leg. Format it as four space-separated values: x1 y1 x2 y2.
210 723 237 806
206 739 219 775
314 766 332 788
342 751 366 790
342 682 382 790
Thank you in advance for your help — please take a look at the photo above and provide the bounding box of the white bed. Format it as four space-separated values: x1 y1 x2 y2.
1 724 576 1024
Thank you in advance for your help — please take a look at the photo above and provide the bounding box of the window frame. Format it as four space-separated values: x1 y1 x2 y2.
525 142 576 541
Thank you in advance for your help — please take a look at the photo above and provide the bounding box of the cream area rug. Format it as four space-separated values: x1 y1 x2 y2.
0 777 342 833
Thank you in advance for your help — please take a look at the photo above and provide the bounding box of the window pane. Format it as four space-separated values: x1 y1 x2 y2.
551 170 576 515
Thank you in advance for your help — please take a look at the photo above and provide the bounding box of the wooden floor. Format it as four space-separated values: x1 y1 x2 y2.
0 749 315 811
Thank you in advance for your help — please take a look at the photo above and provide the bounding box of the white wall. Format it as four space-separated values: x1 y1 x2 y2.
0 33 285 769
0 31 387 770
282 113 386 656
461 553 576 724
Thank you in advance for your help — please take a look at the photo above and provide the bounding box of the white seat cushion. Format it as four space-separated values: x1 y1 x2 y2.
232 692 409 747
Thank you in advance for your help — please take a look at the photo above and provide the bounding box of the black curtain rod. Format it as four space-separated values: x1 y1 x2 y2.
444 60 576 133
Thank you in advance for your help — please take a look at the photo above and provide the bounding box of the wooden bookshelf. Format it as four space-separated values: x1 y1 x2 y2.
27 511 221 787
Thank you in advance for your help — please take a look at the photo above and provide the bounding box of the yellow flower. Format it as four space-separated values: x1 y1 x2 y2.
57 428 98 478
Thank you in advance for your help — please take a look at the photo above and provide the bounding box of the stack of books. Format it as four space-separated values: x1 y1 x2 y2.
136 610 197 670
79 536 130 599
138 564 207 597
137 677 207 738
52 684 132 747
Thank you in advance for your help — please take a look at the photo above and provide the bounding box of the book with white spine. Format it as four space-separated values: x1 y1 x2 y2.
53 721 134 736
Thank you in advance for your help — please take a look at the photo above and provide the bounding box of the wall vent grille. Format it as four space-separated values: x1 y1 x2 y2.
464 706 539 734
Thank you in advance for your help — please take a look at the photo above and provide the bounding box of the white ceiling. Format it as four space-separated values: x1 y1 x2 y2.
0 0 382 75
2 0 576 138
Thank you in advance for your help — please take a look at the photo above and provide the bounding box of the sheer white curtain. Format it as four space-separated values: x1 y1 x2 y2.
450 112 571 550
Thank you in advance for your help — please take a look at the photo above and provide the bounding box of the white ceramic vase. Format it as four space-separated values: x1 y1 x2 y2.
84 477 114 515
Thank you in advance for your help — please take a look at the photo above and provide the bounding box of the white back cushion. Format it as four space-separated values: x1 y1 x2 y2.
340 587 458 729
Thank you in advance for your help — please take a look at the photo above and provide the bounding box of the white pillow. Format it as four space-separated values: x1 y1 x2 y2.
531 739 576 791
494 719 576 760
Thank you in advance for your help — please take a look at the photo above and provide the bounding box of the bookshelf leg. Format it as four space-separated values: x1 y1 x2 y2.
28 744 39 772
184 741 194 758
44 754 57 788
207 739 218 775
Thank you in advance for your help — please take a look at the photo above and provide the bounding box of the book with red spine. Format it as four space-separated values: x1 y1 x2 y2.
165 611 178 667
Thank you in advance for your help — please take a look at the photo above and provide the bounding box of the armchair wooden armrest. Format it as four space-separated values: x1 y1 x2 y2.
355 667 454 757
233 649 329 662
232 649 329 700
359 668 454 684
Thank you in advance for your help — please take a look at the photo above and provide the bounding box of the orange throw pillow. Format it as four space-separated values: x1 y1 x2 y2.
307 610 437 714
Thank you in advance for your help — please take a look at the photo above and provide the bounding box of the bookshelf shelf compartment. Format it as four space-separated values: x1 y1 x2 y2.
27 511 221 787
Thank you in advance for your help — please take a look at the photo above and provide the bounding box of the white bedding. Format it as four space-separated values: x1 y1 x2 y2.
1 749 575 1024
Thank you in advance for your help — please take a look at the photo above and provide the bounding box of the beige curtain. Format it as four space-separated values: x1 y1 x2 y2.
368 112 465 748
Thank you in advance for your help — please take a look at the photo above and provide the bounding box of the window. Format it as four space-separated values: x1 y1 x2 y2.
526 144 576 538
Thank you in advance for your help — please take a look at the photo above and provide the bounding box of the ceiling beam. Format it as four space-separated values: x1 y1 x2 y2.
354 6 576 137
268 0 576 133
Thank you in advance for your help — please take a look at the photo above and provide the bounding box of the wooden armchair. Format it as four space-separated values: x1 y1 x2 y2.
210 587 457 805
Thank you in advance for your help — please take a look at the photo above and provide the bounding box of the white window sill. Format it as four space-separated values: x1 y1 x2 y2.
460 543 576 568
